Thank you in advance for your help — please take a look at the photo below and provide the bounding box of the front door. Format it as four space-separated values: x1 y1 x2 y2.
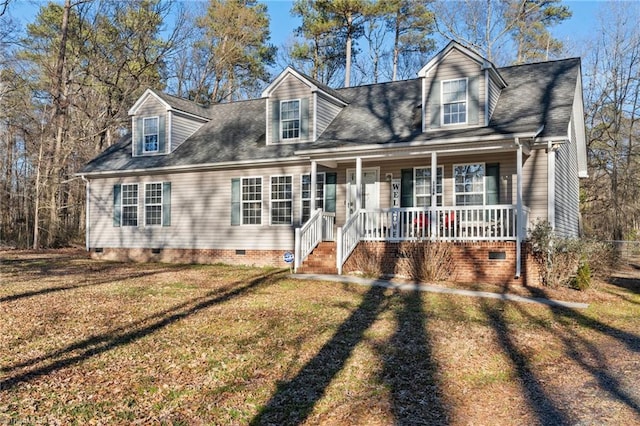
347 168 379 217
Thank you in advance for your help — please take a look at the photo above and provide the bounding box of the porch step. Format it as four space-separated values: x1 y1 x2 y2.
298 242 338 275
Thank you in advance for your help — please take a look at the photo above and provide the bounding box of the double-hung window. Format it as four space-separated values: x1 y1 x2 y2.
454 163 484 205
242 177 262 225
271 176 293 225
301 173 325 222
143 117 159 152
121 184 138 226
442 79 467 125
145 183 162 226
415 167 443 207
280 100 300 140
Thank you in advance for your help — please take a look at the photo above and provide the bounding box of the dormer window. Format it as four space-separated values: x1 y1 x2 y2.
442 78 467 125
143 117 159 152
280 100 300 140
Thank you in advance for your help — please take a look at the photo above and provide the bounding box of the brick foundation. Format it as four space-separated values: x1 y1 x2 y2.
343 241 540 286
90 247 292 268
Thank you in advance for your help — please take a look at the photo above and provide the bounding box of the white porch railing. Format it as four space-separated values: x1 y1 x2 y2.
294 210 337 271
337 204 529 274
355 205 526 241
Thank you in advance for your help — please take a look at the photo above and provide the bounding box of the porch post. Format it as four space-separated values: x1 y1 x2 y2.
310 160 317 211
516 140 523 278
355 157 362 212
430 151 438 239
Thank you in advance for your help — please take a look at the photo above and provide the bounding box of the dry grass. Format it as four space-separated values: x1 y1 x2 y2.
1 249 639 425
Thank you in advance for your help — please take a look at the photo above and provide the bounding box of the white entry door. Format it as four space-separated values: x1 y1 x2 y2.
347 169 379 217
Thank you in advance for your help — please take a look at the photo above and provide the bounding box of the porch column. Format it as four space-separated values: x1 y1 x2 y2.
516 140 523 278
310 160 317 211
355 157 362 212
430 151 438 239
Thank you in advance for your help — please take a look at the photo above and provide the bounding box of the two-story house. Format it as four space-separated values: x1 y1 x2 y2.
79 41 587 285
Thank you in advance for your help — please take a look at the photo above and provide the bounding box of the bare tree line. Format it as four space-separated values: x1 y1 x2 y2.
0 0 636 248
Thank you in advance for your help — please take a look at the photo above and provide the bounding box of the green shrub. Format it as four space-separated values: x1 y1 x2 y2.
571 262 591 291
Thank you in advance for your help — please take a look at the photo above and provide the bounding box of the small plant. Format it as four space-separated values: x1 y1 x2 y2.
571 261 591 291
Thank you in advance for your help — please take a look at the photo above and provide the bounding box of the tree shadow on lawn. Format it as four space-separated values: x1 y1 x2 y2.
0 264 184 304
481 280 640 424
251 286 452 426
379 289 451 425
0 270 283 391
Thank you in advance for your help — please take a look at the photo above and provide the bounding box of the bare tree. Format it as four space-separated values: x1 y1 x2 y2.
583 3 640 240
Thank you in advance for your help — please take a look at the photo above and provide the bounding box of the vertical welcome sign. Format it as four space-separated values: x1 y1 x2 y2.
391 179 400 238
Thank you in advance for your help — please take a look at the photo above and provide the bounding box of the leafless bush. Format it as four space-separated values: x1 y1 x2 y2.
529 220 617 289
348 244 384 278
398 241 454 282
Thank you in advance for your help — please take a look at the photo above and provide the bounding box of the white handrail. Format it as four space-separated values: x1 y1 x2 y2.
294 208 324 271
337 209 361 274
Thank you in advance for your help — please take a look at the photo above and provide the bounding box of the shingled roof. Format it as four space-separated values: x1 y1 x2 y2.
80 57 581 175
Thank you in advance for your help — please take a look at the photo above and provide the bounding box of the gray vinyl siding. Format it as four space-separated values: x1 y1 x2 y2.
424 49 486 130
171 111 207 152
316 92 343 139
268 74 313 144
521 149 548 225
554 133 581 237
88 163 320 251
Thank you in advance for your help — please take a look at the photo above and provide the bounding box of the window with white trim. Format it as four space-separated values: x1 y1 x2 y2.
442 79 467 125
301 173 325 222
143 117 159 152
121 184 138 226
280 100 300 140
145 183 162 226
415 167 443 207
271 175 293 225
454 163 484 205
242 177 262 225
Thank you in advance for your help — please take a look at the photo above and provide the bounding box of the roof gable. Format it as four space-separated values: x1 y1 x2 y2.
418 41 507 89
262 67 348 106
128 88 211 120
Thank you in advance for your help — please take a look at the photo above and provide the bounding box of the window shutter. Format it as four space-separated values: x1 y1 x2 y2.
231 178 240 225
325 173 337 213
134 117 144 156
158 114 167 153
271 101 280 144
300 98 309 140
428 80 441 129
162 182 171 226
113 184 121 226
400 169 414 207
486 163 500 205
468 76 479 125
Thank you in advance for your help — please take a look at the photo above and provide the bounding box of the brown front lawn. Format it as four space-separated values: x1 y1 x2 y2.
1 250 639 425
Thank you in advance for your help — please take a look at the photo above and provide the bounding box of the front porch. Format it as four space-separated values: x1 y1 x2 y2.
295 204 529 279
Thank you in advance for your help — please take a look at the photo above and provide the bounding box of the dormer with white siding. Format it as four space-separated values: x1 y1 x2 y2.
128 89 211 156
419 41 507 132
261 67 348 145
